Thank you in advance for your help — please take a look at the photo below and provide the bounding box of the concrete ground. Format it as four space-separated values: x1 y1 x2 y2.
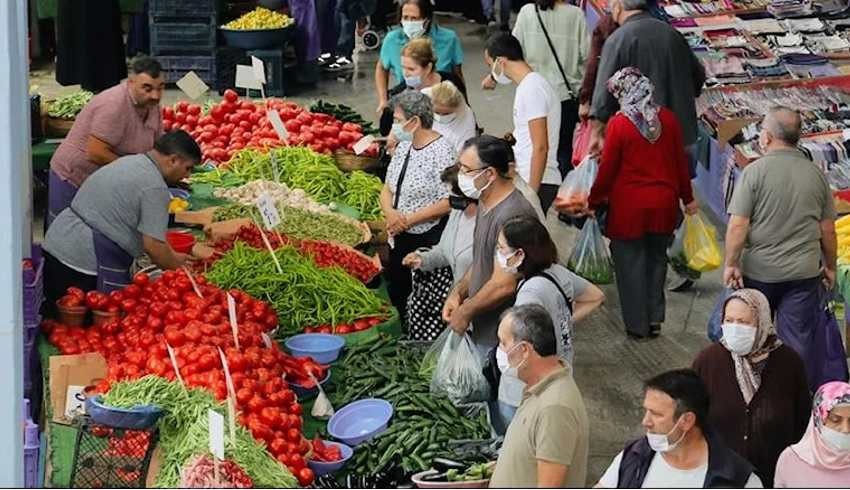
31 14 727 484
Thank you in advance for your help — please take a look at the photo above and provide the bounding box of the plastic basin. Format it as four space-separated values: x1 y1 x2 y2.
288 369 332 400
220 26 293 49
411 470 490 489
327 399 393 446
307 441 354 476
166 230 195 253
92 309 121 327
57 301 87 326
86 395 164 429
285 334 345 364
169 188 190 200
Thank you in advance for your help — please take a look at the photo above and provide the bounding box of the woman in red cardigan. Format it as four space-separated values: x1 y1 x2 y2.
589 67 696 340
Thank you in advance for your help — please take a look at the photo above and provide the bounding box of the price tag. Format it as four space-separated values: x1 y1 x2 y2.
65 385 87 419
267 109 289 142
271 153 281 182
166 343 185 386
255 193 281 229
217 348 238 443
176 71 209 100
182 266 204 298
251 56 267 85
257 225 284 273
353 134 376 155
261 332 273 349
227 293 240 350
235 65 263 91
208 409 225 460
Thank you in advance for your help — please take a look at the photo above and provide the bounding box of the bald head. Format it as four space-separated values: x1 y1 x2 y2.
761 106 801 147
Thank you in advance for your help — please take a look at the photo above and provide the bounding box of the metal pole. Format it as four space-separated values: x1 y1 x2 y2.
0 0 29 485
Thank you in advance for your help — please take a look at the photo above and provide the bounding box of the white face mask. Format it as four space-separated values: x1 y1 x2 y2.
496 248 521 274
721 323 757 356
392 120 414 142
491 59 512 85
821 426 850 452
458 168 492 200
496 342 526 372
402 20 426 39
434 112 457 124
646 416 686 453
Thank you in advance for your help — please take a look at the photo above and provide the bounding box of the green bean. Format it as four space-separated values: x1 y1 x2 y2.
47 90 93 118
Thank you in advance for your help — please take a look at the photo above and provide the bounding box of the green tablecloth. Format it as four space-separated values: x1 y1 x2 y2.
38 337 76 488
32 141 59 173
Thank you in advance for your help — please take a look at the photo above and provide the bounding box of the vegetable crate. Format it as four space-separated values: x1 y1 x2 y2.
245 49 287 97
149 15 219 56
149 0 219 18
69 417 159 489
157 55 218 85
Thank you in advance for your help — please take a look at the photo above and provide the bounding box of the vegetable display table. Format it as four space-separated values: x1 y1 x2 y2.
32 140 59 173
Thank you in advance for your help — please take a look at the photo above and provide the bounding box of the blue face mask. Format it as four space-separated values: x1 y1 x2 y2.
392 122 414 142
404 75 423 89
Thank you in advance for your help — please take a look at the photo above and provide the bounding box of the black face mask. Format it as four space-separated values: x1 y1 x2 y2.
449 195 473 210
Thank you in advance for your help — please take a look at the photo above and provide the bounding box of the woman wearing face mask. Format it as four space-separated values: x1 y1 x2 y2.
693 289 811 487
775 381 850 487
423 81 477 154
380 90 454 324
379 38 469 140
493 215 604 428
375 0 465 117
402 165 476 340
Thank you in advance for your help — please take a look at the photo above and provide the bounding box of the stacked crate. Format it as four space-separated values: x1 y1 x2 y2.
150 0 219 85
22 245 43 399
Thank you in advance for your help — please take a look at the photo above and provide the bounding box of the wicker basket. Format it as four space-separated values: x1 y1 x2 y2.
45 116 75 138
366 219 387 245
334 150 380 172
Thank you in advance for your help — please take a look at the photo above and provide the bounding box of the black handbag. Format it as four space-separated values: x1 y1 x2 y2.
405 267 454 341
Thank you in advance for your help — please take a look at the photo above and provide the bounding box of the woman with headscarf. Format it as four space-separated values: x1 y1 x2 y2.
556 67 696 340
693 288 811 488
775 381 850 487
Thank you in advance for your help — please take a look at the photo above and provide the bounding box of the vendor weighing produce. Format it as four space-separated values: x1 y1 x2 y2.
47 57 165 227
42 131 200 313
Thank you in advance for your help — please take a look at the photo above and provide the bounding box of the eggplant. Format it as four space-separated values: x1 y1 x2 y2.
431 457 466 473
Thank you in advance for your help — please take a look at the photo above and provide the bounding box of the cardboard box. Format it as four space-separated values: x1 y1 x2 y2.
48 353 107 424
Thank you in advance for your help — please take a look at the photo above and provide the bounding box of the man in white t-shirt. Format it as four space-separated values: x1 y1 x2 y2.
484 32 562 214
596 369 764 489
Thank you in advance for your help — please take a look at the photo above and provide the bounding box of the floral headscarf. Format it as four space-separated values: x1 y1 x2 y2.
606 67 662 143
792 381 850 469
720 289 782 405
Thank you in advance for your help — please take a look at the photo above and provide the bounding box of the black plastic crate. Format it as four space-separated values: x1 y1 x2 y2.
245 48 286 97
150 0 219 17
149 15 218 56
70 418 159 489
157 55 218 85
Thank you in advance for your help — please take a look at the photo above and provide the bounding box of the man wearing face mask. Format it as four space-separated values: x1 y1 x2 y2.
48 57 165 228
596 369 764 488
442 135 538 357
489 304 589 487
725 106 838 390
484 33 563 214
693 289 810 487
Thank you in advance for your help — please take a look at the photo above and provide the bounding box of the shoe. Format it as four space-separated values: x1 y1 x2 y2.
627 331 653 342
323 57 354 73
649 324 661 338
668 277 694 292
317 52 334 66
487 16 497 27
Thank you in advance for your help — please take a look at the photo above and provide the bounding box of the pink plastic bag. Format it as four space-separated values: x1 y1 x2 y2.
572 121 591 166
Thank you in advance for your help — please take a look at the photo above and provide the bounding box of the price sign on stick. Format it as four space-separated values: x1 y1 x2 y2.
166 343 185 386
227 293 240 350
256 193 281 229
353 135 376 155
208 409 225 460
176 71 209 100
267 109 289 142
261 332 273 349
218 348 238 443
235 65 263 91
182 266 204 298
251 56 266 85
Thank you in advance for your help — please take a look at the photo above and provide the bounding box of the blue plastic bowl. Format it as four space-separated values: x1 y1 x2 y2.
169 188 190 200
327 399 393 446
85 395 164 429
288 369 332 400
307 441 354 476
285 334 346 364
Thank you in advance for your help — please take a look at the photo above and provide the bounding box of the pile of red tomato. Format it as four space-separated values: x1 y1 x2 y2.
43 270 328 485
310 437 344 463
303 316 385 335
162 89 377 164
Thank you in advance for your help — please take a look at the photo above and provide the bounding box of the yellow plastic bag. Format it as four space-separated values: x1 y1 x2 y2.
683 213 722 272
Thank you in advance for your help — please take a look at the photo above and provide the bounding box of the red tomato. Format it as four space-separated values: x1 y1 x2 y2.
162 106 175 120
223 89 239 103
187 104 201 116
185 115 198 127
296 468 314 486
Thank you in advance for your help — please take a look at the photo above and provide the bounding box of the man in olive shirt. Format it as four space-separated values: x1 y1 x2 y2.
490 304 589 487
725 106 837 383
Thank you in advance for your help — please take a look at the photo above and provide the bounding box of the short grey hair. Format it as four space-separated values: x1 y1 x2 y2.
763 106 801 146
619 0 648 10
501 304 557 357
390 89 434 129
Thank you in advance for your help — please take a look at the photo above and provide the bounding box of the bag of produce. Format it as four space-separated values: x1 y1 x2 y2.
179 454 254 488
683 213 722 272
557 155 598 213
571 121 592 165
568 218 613 284
429 330 490 405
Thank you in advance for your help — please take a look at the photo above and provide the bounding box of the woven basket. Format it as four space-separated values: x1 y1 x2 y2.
45 116 75 138
334 150 379 172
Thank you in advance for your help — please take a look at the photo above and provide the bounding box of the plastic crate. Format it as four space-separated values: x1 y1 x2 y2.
157 55 218 85
70 417 159 489
24 421 39 488
245 48 286 97
150 0 218 17
149 15 218 56
23 248 44 327
215 46 249 92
